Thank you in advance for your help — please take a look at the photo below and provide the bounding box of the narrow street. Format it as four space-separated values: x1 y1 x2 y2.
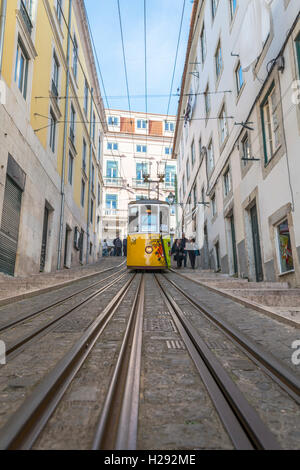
0 259 299 450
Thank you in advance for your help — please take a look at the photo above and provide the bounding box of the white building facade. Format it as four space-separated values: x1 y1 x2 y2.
102 109 177 244
174 0 300 286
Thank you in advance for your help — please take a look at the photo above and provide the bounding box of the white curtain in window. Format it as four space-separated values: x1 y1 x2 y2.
238 0 274 71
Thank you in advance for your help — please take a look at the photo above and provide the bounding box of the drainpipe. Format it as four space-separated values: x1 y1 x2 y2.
86 88 94 264
57 0 72 269
0 0 7 77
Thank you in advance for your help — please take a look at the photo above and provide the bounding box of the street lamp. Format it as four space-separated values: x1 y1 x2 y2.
167 192 176 205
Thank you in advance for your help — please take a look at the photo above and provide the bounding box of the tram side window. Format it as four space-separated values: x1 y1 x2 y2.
160 206 169 233
129 206 139 233
141 205 158 233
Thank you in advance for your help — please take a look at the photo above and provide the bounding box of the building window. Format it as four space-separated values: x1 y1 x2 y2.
90 199 94 223
106 194 117 213
165 147 172 155
241 133 250 166
107 142 118 151
229 0 237 21
191 141 195 166
261 83 281 164
137 119 147 129
207 140 214 173
215 41 223 79
82 139 87 172
81 179 85 207
219 105 228 144
235 61 244 95
165 165 176 188
215 241 221 270
91 164 95 193
49 109 57 152
56 0 63 23
136 162 148 180
201 187 205 204
137 145 147 153
106 161 118 179
182 173 186 195
108 116 119 126
165 121 174 132
277 219 294 274
186 159 190 181
72 35 78 79
52 52 59 99
200 24 206 64
204 85 211 116
211 193 217 217
98 183 101 206
92 112 96 142
98 136 102 162
15 39 29 99
68 152 74 185
70 104 75 143
211 0 219 19
295 32 300 78
84 79 89 116
223 168 231 196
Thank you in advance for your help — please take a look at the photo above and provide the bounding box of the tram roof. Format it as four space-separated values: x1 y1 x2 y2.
128 199 169 206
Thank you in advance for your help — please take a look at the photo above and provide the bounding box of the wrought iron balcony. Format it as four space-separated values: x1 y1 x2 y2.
20 0 33 36
132 178 149 188
104 177 124 187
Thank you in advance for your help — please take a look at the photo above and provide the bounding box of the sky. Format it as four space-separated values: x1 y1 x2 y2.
85 0 193 117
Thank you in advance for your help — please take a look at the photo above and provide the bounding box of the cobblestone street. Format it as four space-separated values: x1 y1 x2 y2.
0 259 299 450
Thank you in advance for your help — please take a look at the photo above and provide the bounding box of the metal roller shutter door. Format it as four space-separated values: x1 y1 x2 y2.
0 177 22 276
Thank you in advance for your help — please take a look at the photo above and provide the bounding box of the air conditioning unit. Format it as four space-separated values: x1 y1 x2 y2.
74 227 80 251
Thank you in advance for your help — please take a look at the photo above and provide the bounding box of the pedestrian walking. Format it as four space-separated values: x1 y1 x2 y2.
174 239 184 269
102 239 108 257
180 233 189 268
123 237 127 257
186 238 199 269
114 236 122 257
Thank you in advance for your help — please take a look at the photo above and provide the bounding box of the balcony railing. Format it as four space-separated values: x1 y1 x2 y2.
51 79 59 101
20 0 33 36
164 180 176 189
132 178 149 188
104 177 124 187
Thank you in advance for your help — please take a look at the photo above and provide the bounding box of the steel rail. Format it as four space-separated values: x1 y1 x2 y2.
155 274 281 450
0 266 127 333
5 271 129 361
0 274 136 450
92 274 145 450
0 260 126 309
166 271 300 404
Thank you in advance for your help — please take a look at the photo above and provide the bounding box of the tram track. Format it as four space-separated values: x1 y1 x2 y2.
164 271 300 405
0 263 127 334
0 273 137 450
154 273 282 450
3 270 129 361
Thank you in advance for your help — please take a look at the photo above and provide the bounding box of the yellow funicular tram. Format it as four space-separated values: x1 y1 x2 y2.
127 199 171 270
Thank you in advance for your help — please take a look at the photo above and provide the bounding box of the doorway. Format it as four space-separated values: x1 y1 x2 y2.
250 204 263 281
40 206 49 272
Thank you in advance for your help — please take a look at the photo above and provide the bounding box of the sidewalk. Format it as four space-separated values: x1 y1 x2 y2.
0 257 125 306
173 267 300 328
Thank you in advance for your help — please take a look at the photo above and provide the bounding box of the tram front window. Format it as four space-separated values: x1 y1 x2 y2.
129 206 139 233
141 205 158 233
160 205 169 233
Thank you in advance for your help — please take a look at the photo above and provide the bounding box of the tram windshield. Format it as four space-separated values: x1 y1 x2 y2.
160 205 169 233
140 205 159 233
128 205 139 233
